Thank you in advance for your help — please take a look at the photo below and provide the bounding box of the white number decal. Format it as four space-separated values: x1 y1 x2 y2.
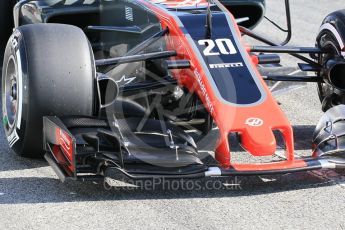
216 38 237 55
11 36 18 50
198 39 219 56
198 38 237 56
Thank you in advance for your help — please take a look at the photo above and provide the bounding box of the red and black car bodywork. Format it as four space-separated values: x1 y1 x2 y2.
2 0 345 182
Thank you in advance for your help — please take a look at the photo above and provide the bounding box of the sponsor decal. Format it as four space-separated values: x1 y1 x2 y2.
116 75 136 86
150 0 209 8
11 36 18 50
7 130 19 148
194 69 214 114
125 6 134 21
56 128 73 161
245 118 264 127
209 62 243 69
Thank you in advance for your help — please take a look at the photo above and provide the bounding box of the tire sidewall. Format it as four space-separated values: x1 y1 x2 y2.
316 30 340 100
2 30 30 155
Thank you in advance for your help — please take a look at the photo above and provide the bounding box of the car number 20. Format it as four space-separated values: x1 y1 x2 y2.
198 38 237 56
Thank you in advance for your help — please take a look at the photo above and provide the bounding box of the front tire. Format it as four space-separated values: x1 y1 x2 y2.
2 24 95 157
316 10 345 111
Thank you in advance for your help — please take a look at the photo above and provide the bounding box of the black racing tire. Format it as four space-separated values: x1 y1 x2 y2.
0 0 16 64
316 10 345 111
2 24 95 157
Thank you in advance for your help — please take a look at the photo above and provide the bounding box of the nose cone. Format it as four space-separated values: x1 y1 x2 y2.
240 123 277 156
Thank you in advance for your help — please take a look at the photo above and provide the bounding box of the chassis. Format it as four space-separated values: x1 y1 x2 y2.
2 0 345 183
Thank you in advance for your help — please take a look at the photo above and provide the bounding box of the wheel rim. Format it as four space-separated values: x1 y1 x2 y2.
3 56 18 131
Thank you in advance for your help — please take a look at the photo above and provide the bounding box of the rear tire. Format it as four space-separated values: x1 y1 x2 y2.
2 24 95 157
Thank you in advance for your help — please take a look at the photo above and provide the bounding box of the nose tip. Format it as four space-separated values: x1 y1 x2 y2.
240 126 277 156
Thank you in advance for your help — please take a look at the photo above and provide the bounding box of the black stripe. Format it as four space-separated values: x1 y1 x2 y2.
179 13 263 105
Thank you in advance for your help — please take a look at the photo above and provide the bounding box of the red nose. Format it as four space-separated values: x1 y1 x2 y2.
240 124 277 156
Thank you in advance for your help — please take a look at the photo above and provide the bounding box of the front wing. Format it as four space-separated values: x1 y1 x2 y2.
43 116 345 182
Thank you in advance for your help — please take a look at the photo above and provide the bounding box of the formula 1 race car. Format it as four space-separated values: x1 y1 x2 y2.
1 0 345 182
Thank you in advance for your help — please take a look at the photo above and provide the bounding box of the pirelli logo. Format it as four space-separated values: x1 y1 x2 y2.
209 62 244 69
125 6 133 21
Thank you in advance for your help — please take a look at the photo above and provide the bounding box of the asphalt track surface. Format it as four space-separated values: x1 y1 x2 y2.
1 1 345 229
